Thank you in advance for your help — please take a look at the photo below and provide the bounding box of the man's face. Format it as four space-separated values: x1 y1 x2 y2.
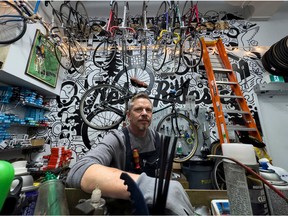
127 98 153 131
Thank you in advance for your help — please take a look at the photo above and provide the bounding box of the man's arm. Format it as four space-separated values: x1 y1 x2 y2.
80 164 140 200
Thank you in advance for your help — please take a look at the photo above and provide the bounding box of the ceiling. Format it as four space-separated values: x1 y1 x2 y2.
39 1 286 23
74 1 286 21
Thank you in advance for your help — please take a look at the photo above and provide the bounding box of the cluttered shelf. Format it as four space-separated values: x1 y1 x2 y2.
0 145 43 154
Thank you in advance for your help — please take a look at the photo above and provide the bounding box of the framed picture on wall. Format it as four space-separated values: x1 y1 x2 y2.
25 29 61 88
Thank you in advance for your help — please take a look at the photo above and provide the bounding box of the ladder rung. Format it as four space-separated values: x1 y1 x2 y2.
226 125 257 131
216 81 238 85
223 109 250 114
219 95 243 99
213 68 233 73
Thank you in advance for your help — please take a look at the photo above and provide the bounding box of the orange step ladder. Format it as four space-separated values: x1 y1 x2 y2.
200 37 262 144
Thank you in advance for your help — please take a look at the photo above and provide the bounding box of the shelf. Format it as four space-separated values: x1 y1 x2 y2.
0 69 60 97
254 83 288 95
0 145 43 154
22 101 50 111
10 123 49 127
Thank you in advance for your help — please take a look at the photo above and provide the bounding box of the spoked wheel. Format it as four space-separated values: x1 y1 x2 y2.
93 39 117 68
60 3 72 30
69 39 86 74
55 41 72 71
0 1 27 44
80 84 128 130
51 27 72 70
114 65 155 94
111 1 118 27
152 38 167 71
182 0 193 22
156 113 198 163
181 33 203 68
75 1 89 38
135 29 148 71
155 1 167 32
212 159 226 190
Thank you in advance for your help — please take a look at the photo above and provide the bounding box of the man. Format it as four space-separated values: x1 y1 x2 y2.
66 93 194 215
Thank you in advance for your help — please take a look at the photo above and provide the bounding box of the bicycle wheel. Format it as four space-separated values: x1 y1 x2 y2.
181 33 203 68
114 65 155 94
60 3 72 28
80 84 128 130
156 113 198 163
69 39 86 74
75 1 89 37
182 0 193 24
111 1 118 27
136 29 147 70
93 39 117 68
155 1 167 31
0 1 27 44
175 56 190 75
170 41 181 73
55 41 72 71
211 159 226 190
152 38 167 71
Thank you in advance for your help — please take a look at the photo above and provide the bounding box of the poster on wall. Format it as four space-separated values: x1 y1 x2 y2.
25 29 61 88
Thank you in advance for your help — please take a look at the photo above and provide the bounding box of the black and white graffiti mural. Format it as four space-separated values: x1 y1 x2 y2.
39 18 268 165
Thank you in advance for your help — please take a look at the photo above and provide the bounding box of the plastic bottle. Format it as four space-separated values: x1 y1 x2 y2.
90 187 106 215
176 141 183 155
0 160 15 212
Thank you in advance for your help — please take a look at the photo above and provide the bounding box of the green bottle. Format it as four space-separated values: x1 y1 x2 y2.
0 160 15 211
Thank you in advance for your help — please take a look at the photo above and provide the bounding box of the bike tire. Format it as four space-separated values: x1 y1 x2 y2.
211 159 226 190
182 0 193 25
60 3 72 28
50 26 72 70
156 113 198 163
111 1 118 27
93 39 117 68
75 1 89 37
80 84 128 130
171 41 181 73
0 1 27 44
155 1 167 31
140 33 148 70
175 56 191 75
55 41 73 71
152 38 167 71
114 65 155 94
69 39 86 74
181 33 203 68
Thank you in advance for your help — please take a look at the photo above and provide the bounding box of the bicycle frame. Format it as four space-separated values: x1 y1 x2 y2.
182 1 201 32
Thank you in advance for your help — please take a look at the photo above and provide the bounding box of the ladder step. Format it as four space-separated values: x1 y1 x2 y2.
216 81 238 85
213 68 233 73
227 125 257 131
223 109 250 114
219 95 243 99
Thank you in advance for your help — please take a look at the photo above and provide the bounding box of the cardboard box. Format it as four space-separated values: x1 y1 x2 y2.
31 139 45 146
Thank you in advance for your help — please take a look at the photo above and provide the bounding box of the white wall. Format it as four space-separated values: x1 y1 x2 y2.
255 2 288 46
0 24 64 97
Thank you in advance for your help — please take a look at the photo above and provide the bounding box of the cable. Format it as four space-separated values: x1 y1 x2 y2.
207 154 288 203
